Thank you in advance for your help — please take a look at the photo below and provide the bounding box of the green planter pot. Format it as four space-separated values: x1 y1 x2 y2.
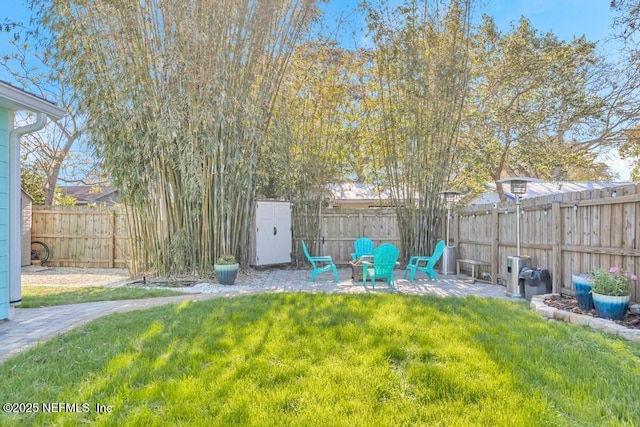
592 292 630 320
214 264 239 286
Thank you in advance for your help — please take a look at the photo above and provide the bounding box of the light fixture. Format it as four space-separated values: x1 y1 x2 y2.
498 177 541 196
440 190 462 204
612 190 617 197
573 203 578 212
510 180 527 195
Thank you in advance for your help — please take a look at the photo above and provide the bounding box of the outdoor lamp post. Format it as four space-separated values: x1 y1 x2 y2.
498 177 541 298
439 190 462 275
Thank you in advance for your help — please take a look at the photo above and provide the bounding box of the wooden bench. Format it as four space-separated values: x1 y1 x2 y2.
456 259 491 283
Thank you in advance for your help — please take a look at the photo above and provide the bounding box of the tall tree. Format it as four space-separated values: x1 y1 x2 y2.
363 0 473 259
1 22 97 206
611 0 640 179
36 0 319 275
459 16 633 200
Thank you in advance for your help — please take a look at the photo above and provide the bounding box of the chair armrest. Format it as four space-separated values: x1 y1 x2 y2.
311 256 333 262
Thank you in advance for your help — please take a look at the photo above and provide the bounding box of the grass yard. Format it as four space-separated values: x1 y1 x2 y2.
19 285 184 308
1 293 639 426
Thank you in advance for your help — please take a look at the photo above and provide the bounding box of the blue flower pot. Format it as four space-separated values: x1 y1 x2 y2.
214 264 239 286
572 273 594 311
592 292 630 320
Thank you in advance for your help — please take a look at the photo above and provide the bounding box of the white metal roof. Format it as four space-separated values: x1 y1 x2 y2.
469 181 633 205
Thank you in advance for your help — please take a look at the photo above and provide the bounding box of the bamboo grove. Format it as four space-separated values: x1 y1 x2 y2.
364 0 472 260
37 0 319 274
33 0 639 274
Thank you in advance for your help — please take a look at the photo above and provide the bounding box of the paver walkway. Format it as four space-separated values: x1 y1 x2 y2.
1 268 511 363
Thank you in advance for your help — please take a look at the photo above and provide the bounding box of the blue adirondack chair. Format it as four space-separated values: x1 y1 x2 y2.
351 237 375 261
404 240 446 281
362 243 399 289
301 240 340 282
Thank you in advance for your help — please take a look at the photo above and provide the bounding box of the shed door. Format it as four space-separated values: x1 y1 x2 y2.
272 202 292 264
254 201 291 266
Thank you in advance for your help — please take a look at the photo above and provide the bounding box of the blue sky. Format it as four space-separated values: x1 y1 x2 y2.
320 0 618 53
2 0 619 58
484 0 615 43
1 0 619 80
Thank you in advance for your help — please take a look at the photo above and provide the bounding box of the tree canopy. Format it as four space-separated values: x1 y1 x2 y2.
21 0 640 273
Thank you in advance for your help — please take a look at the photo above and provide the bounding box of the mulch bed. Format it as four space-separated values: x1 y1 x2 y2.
544 294 640 330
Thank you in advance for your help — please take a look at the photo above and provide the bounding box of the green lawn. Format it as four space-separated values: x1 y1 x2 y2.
2 293 639 426
19 285 184 307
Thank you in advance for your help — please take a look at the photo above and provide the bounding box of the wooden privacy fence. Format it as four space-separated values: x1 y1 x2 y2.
31 206 129 268
32 205 403 269
29 183 640 305
32 205 404 268
293 208 401 265
454 183 640 304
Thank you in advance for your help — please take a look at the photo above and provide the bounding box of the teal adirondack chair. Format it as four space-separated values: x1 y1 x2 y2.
404 240 446 281
301 240 340 282
351 237 375 261
362 243 399 289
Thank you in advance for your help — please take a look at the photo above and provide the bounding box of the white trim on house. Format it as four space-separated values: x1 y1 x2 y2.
0 81 66 319
0 81 65 120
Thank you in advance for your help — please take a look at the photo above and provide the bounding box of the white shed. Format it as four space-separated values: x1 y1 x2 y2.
250 200 292 266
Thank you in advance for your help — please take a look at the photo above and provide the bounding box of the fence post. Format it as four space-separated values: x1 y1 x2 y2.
111 211 116 268
491 208 499 285
551 202 561 293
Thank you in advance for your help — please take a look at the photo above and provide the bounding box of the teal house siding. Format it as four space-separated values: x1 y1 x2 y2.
0 108 9 320
0 81 64 321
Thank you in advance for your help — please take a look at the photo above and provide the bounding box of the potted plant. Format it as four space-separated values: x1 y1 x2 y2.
214 254 239 285
590 267 636 320
572 273 594 311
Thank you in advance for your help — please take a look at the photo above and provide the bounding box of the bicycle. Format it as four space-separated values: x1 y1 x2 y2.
31 240 50 265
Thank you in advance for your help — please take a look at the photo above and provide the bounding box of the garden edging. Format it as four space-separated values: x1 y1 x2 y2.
530 294 640 342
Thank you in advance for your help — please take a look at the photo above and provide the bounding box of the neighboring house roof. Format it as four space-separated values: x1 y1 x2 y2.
0 80 65 119
329 182 415 207
330 182 390 201
58 186 120 206
469 181 633 205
